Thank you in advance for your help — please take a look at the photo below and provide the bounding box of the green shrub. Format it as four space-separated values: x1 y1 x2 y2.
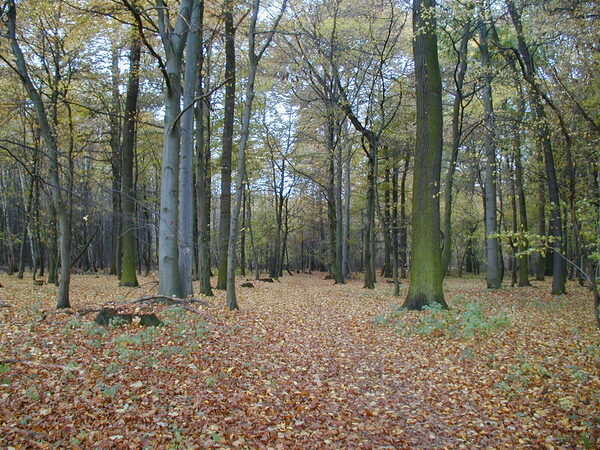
374 300 509 339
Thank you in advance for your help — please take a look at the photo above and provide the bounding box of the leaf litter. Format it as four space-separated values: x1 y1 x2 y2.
0 273 598 447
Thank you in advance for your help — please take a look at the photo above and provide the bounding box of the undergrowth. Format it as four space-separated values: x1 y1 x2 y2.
373 299 509 338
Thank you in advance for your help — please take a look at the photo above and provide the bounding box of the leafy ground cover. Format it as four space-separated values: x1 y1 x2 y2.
1 273 599 448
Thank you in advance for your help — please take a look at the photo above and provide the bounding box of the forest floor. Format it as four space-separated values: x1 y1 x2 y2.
0 272 599 448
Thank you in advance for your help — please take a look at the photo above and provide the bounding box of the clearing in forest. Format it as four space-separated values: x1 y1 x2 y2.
0 273 599 447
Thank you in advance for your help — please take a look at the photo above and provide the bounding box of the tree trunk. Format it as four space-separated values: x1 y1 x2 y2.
226 0 286 309
109 42 122 278
240 190 246 276
178 1 203 297
47 206 58 285
507 0 566 294
17 174 35 279
441 21 470 276
513 89 531 286
217 5 236 290
7 1 71 307
479 19 502 289
195 9 213 296
342 145 351 278
363 142 377 289
334 123 344 283
120 31 141 288
157 0 193 298
399 153 409 279
402 0 447 310
391 160 400 295
381 165 392 278
326 114 343 283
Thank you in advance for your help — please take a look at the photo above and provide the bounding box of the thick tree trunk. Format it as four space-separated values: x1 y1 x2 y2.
178 1 203 297
120 32 141 288
326 115 343 283
217 6 235 290
402 0 447 310
157 0 193 298
158 71 183 297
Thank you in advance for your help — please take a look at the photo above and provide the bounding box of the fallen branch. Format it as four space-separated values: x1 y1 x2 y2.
0 301 12 308
122 295 210 307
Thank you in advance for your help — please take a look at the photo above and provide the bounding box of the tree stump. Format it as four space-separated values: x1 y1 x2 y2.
94 307 162 326
241 282 254 288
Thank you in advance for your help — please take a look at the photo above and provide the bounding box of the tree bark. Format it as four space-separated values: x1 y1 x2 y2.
402 0 447 310
195 10 213 296
513 88 531 286
179 0 203 297
109 42 122 278
217 4 236 290
120 31 141 288
157 0 194 298
479 18 502 289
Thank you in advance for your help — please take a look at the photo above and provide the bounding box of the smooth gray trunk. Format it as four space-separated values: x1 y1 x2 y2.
179 1 202 297
157 0 193 298
479 19 502 289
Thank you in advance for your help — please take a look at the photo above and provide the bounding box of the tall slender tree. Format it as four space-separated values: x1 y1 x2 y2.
507 0 566 295
120 30 141 287
179 0 203 297
217 1 236 290
226 0 287 310
4 0 72 308
478 14 502 289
